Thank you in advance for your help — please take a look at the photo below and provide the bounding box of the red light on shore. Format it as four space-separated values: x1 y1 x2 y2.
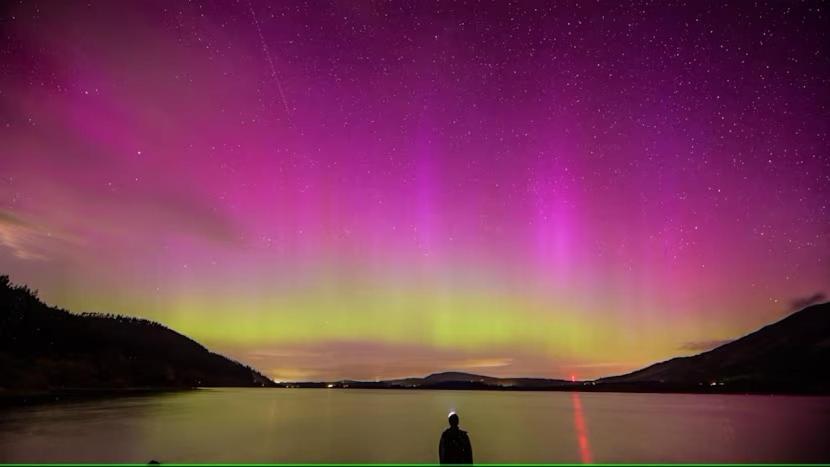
571 374 576 382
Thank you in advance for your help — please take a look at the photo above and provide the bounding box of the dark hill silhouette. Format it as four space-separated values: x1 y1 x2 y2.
287 303 830 394
0 275 274 390
387 371 505 387
599 301 830 392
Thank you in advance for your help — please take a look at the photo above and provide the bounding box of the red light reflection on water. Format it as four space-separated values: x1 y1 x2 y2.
571 392 593 463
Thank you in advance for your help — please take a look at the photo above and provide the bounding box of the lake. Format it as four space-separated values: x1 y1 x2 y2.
1 388 829 463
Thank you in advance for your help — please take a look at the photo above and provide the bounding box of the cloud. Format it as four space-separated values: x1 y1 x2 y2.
790 293 827 312
679 339 733 352
0 211 42 259
0 209 78 261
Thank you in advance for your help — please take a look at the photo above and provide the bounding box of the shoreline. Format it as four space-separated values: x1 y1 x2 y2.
0 387 194 407
273 383 830 397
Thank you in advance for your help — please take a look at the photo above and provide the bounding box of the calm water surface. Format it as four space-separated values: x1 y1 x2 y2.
1 388 829 463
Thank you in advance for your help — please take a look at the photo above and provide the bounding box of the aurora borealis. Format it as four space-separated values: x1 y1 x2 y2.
1 1 828 382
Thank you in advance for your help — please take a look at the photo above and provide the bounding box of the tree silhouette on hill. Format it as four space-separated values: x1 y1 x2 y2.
0 275 274 390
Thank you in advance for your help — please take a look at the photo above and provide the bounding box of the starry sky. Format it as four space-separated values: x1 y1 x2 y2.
1 0 829 382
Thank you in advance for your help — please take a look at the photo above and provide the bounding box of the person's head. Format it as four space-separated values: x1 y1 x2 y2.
448 411 459 427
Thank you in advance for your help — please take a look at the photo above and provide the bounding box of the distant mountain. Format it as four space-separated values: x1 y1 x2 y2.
0 275 275 391
599 302 830 393
386 371 493 386
283 371 576 390
386 371 575 389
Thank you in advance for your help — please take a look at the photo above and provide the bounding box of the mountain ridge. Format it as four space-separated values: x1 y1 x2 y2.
284 301 830 393
597 301 830 392
0 275 275 391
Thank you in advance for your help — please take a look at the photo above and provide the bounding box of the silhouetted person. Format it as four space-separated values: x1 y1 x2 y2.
439 412 473 464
